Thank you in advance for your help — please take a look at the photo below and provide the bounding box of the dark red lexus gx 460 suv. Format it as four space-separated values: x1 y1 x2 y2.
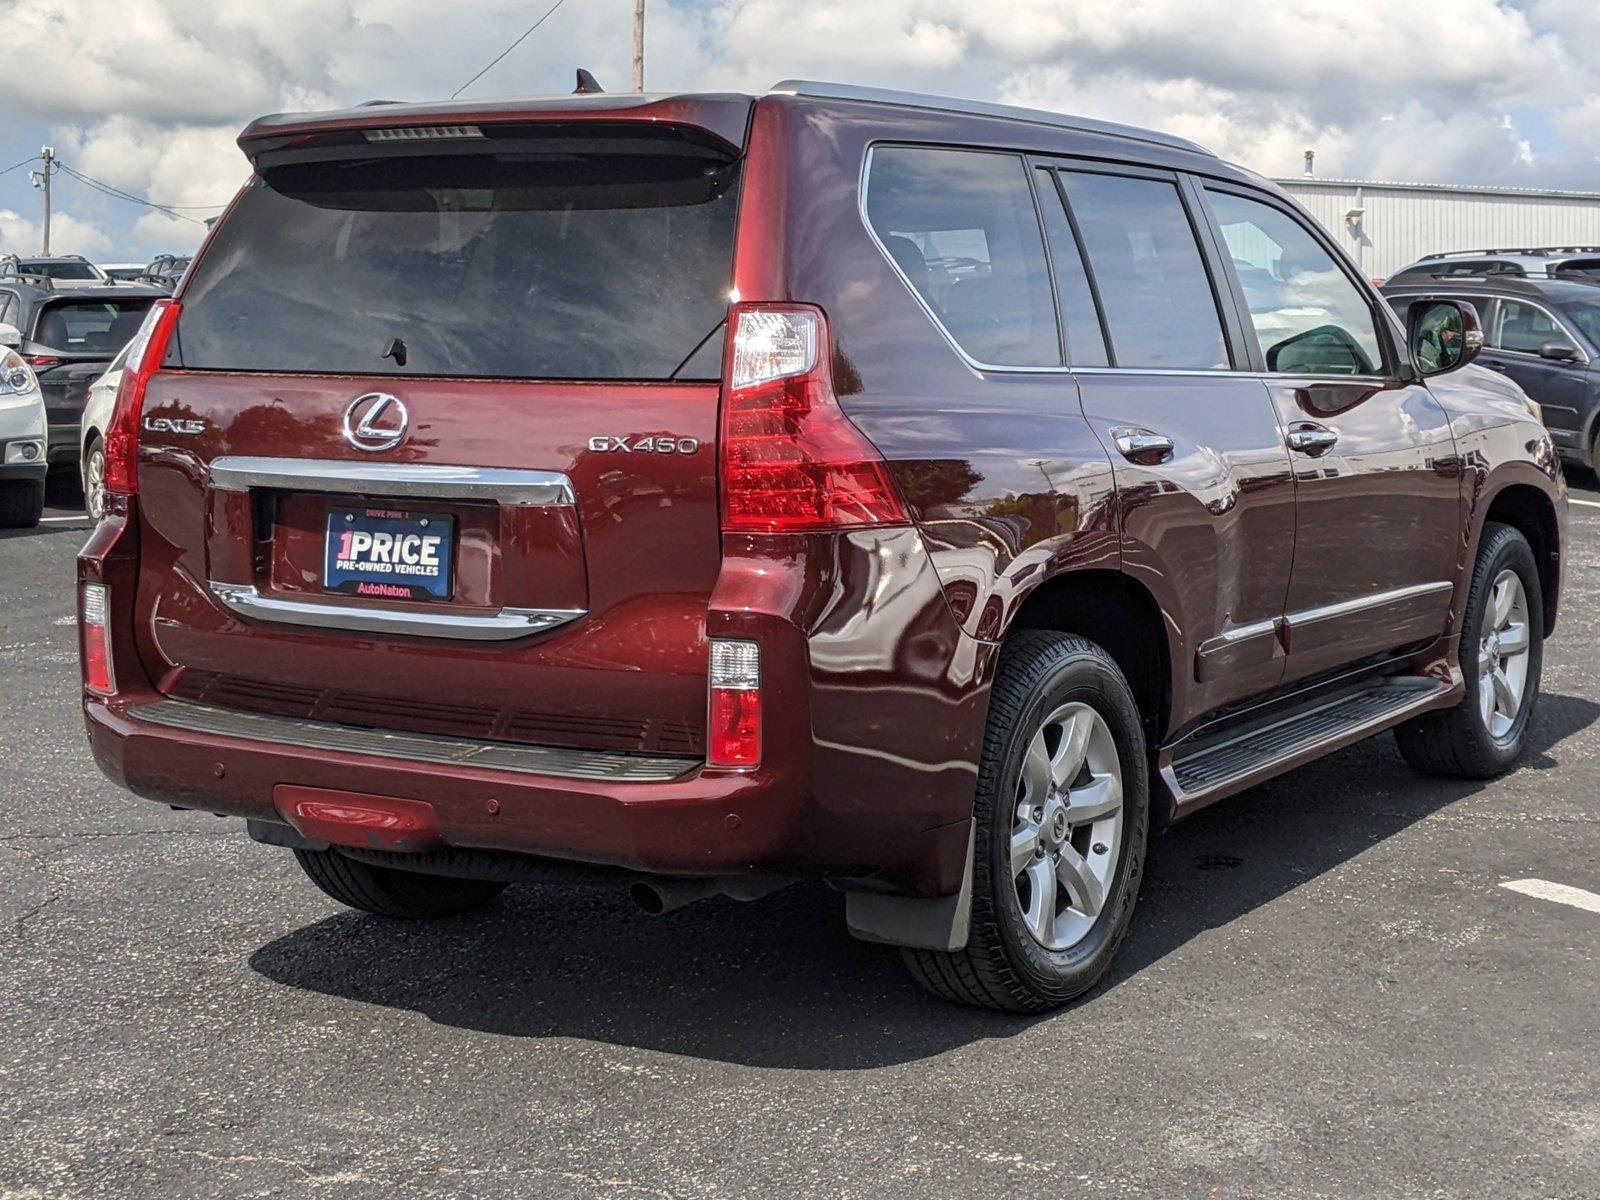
80 81 1564 1010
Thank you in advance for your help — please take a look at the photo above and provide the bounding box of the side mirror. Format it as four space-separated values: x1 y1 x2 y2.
1538 339 1579 362
0 323 21 350
1408 299 1482 378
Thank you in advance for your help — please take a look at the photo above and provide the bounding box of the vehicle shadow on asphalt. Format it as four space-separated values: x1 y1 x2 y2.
248 691 1598 1069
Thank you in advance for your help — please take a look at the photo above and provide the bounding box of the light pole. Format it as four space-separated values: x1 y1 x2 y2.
632 0 645 91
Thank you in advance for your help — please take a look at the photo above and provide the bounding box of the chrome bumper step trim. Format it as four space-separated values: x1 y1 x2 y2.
208 582 584 641
129 699 699 783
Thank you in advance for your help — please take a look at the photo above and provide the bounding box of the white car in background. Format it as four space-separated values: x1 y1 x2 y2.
98 262 147 283
0 320 46 527
79 338 131 521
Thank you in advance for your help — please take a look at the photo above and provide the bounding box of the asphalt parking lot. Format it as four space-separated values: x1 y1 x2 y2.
3 477 1597 1200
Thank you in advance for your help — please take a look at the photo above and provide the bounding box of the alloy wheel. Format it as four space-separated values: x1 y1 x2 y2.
1010 701 1124 951
85 449 106 522
1477 567 1531 741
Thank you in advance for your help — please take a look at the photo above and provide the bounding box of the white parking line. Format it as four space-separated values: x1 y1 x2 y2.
1501 878 1600 915
39 515 88 524
1568 497 1600 509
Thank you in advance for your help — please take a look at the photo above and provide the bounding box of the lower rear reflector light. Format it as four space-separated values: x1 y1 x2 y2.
81 583 114 695
708 639 761 768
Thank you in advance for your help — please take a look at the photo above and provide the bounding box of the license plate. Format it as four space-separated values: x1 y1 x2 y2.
324 507 454 601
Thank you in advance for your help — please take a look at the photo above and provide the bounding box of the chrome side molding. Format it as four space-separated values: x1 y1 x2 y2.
209 582 584 641
209 456 575 506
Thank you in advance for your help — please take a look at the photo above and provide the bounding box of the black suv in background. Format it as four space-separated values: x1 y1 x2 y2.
1383 266 1600 469
0 277 161 471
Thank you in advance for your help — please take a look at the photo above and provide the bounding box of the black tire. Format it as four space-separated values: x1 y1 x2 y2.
0 479 44 528
1395 522 1543 778
902 630 1149 1012
83 438 106 522
292 848 508 918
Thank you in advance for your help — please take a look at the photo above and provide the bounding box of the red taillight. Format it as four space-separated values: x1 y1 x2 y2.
21 353 62 368
720 304 907 533
104 299 181 496
708 639 761 769
81 583 114 695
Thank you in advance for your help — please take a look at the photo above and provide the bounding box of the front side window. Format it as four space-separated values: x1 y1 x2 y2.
865 146 1059 367
1056 171 1229 371
1207 189 1383 376
1492 300 1569 355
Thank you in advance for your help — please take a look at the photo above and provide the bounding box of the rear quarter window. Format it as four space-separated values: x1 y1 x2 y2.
864 146 1060 368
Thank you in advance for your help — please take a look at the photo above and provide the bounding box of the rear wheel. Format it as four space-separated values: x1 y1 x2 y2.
0 479 44 528
293 848 508 918
901 631 1149 1012
83 439 106 521
1395 522 1543 777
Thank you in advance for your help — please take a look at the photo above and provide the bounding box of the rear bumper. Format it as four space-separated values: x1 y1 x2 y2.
79 510 988 894
47 421 78 465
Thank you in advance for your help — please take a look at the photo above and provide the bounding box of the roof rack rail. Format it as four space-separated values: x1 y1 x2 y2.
768 79 1215 157
0 271 55 289
1420 246 1600 260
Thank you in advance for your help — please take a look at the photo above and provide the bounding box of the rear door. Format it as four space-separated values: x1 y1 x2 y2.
1198 183 1460 685
132 115 747 757
1040 163 1297 728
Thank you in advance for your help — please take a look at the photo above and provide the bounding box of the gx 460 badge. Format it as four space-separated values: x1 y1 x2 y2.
588 435 700 455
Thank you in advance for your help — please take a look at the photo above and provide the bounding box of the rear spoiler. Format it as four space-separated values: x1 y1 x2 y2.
237 93 755 165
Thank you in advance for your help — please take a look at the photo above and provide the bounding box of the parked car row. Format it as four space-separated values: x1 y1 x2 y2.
0 253 191 292
74 81 1564 1012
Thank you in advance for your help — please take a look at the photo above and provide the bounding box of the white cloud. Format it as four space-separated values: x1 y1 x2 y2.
0 208 113 258
5 0 1600 261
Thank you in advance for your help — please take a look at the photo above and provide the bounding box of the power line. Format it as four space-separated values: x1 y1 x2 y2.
54 162 216 226
0 154 40 179
452 0 569 100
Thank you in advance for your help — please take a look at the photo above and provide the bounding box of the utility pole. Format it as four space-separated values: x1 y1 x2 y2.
631 0 645 91
35 146 55 255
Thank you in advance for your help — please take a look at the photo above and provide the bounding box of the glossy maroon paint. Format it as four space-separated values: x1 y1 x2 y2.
81 89 1565 903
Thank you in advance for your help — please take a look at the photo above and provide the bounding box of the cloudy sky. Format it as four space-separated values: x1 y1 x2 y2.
3 0 1599 261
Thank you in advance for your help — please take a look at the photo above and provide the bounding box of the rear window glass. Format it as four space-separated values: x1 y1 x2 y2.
19 261 102 281
176 134 741 380
864 146 1060 367
33 298 153 354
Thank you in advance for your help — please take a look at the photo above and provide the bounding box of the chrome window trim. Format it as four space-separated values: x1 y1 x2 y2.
209 582 584 641
209 456 575 505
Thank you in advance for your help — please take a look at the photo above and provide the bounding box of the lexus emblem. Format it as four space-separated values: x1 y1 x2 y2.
342 392 409 453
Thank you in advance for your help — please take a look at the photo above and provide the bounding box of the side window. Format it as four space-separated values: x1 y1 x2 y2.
1491 300 1565 355
0 292 12 325
865 146 1060 367
1206 189 1384 376
1034 170 1108 367
1056 170 1229 370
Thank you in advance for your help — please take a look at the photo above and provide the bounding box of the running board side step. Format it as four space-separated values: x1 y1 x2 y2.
1163 676 1458 814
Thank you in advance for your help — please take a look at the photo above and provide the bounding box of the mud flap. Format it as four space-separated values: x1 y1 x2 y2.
844 823 974 951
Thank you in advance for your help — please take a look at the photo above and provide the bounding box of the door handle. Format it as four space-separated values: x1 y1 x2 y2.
1112 429 1175 464
1285 423 1339 455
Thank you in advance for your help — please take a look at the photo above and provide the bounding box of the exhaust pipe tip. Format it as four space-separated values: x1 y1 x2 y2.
629 881 669 916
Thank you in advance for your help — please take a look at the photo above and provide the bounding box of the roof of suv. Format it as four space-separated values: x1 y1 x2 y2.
237 79 1215 162
0 277 168 306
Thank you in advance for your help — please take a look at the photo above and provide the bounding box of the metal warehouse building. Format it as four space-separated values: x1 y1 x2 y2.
1272 176 1600 281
